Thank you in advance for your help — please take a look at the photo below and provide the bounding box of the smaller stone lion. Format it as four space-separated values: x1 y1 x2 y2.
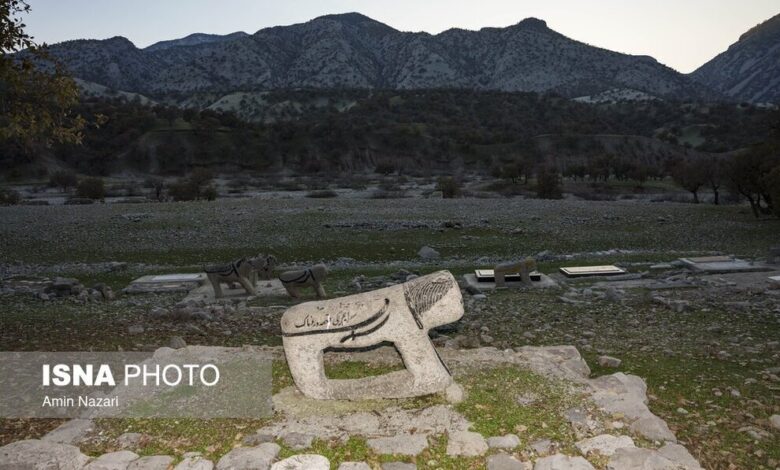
204 255 269 298
279 264 328 298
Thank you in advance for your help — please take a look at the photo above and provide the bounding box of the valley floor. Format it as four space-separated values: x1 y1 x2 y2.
0 197 778 469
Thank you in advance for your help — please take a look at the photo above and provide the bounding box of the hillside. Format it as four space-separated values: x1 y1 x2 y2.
40 13 710 100
692 13 780 104
2 89 772 179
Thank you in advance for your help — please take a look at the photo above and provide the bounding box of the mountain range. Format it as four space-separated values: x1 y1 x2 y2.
37 12 780 104
691 13 780 104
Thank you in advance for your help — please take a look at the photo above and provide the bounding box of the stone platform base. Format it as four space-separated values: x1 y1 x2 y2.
123 273 206 294
183 278 288 303
679 257 772 274
462 273 558 291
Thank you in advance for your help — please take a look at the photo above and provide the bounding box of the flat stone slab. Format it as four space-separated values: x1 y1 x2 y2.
184 279 287 303
559 265 627 278
463 273 558 291
679 257 771 274
125 273 206 294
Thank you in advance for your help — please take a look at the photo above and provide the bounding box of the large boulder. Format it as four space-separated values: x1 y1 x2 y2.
0 439 90 470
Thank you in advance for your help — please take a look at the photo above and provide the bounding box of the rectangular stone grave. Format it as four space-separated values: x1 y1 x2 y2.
474 269 543 283
684 255 734 263
463 272 558 291
150 274 203 282
679 257 770 274
559 265 627 278
124 273 207 294
183 278 288 303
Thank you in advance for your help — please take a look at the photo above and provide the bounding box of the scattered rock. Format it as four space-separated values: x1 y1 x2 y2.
657 443 703 469
216 443 280 470
337 463 371 470
169 336 187 349
487 434 521 449
41 418 94 445
0 439 90 469
446 431 488 456
769 415 780 431
418 246 440 259
128 325 144 335
174 454 215 470
127 456 175 470
270 454 329 470
597 356 622 368
84 450 140 470
575 434 635 457
534 454 595 470
116 432 146 450
444 382 465 404
629 415 677 442
381 463 417 470
487 453 531 470
280 432 314 450
367 434 428 456
530 439 554 456
606 447 679 470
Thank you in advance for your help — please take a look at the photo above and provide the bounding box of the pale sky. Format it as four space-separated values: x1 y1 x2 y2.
25 0 779 73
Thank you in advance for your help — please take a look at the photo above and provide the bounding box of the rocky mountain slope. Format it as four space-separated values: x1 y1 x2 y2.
42 13 709 100
692 13 780 104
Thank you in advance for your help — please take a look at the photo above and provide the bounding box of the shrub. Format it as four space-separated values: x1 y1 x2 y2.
536 167 562 200
436 176 462 198
0 189 21 205
49 170 78 192
374 160 396 175
168 179 198 201
202 185 218 201
76 177 105 200
306 189 338 198
144 177 165 201
168 170 218 201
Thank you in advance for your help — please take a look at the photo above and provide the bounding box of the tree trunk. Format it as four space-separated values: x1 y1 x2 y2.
692 191 699 204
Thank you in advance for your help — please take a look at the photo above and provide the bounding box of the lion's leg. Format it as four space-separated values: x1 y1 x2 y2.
208 274 224 299
315 282 326 299
287 285 300 298
494 270 506 288
237 275 257 296
282 339 329 399
520 264 532 285
395 332 452 392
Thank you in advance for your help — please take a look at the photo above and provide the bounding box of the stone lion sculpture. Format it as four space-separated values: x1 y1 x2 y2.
281 270 463 400
204 255 268 298
250 254 277 284
494 257 537 287
279 264 327 298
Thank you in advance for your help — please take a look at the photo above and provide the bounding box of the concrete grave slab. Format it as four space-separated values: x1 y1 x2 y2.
183 279 288 303
124 273 206 294
559 266 627 278
679 257 771 274
463 273 558 291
